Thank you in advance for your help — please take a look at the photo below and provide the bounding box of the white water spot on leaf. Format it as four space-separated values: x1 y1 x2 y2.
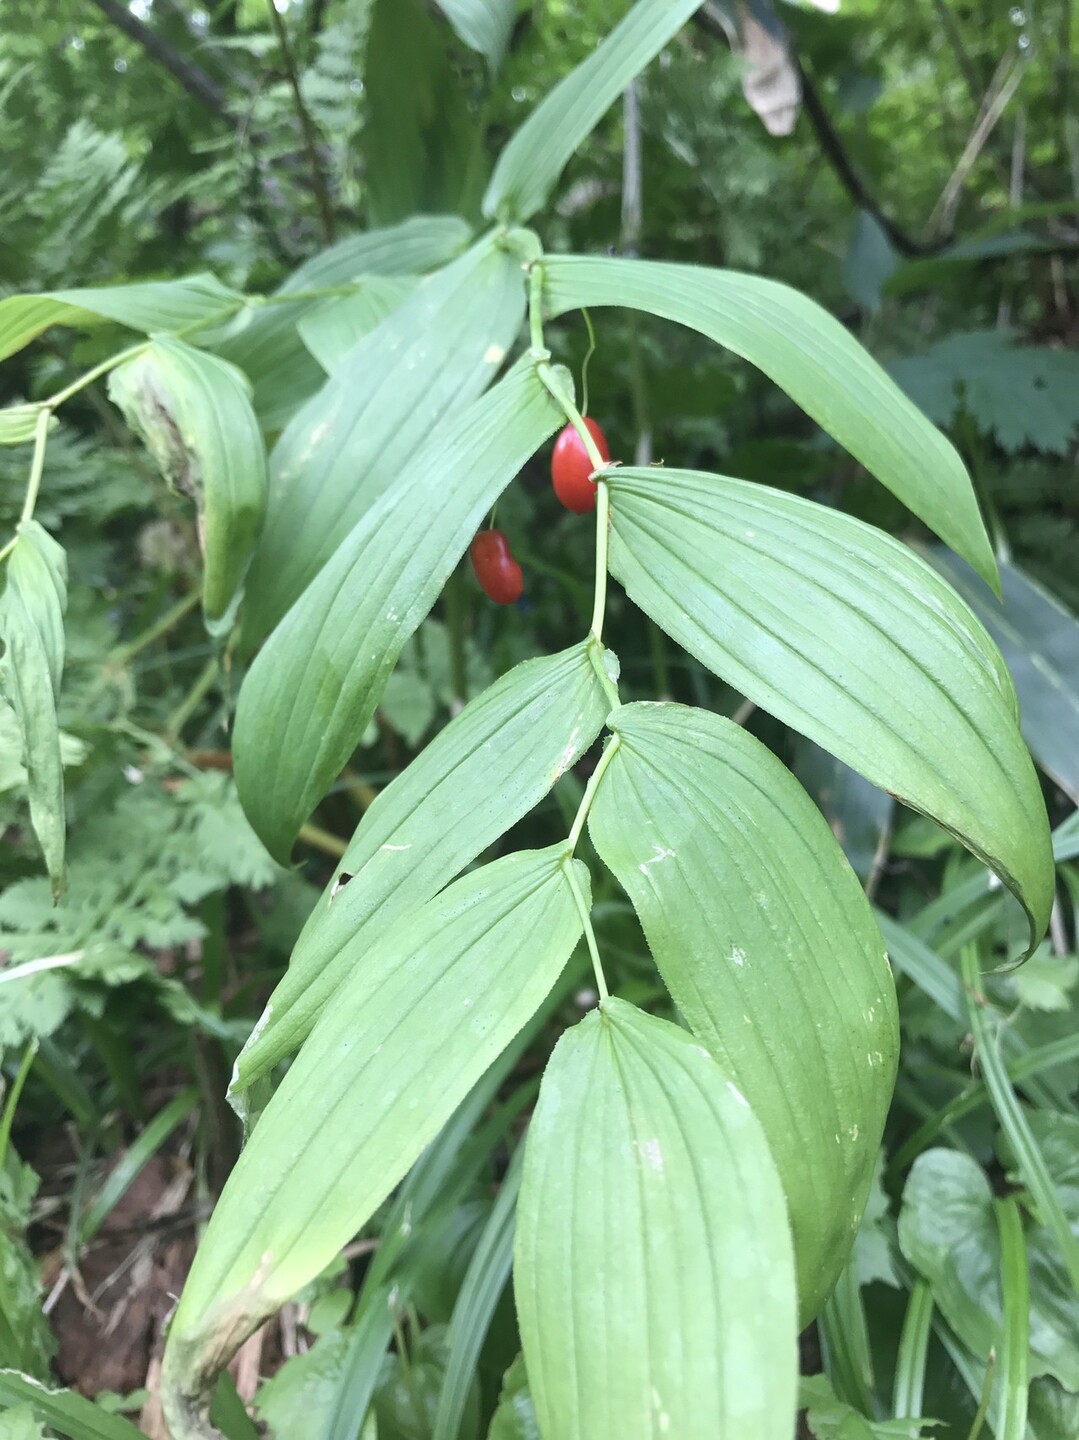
868 1050 885 1068
725 1081 749 1108
551 725 583 781
484 343 506 365
730 946 747 968
848 1124 860 1141
639 844 676 874
639 1138 664 1173
380 843 412 852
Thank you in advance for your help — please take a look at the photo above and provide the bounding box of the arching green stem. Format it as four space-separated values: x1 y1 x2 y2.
567 733 622 852
562 858 609 1002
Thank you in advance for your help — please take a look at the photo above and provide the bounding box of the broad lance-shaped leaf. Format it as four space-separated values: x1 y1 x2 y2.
161 846 587 1432
0 522 68 895
483 0 704 224
435 0 516 72
542 255 997 590
242 230 530 646
515 998 798 1440
296 275 418 374
108 339 267 638
0 274 242 363
233 358 567 862
213 214 470 431
587 703 898 1321
604 466 1054 952
230 642 611 1109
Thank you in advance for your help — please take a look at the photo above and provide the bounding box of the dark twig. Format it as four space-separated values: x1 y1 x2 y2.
267 0 337 244
86 0 230 119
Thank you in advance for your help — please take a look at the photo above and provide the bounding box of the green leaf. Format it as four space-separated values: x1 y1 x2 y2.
542 255 997 588
897 1149 1079 1390
230 641 609 1105
0 521 68 895
233 358 565 862
365 0 486 226
0 275 242 363
587 701 897 1321
994 1196 1030 1440
799 1374 940 1438
435 0 516 72
925 550 1079 805
107 339 267 637
296 275 418 373
0 407 54 447
242 230 529 646
516 999 797 1440
483 0 703 223
213 216 470 432
603 465 1053 954
0 1374 146 1440
162 846 586 1426
487 1356 538 1440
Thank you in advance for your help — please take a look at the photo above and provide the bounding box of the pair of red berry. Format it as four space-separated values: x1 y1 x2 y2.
470 419 611 605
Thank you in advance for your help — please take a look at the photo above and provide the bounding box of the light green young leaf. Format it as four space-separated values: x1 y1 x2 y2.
213 215 470 431
487 1356 538 1440
0 407 54 447
0 1373 146 1440
0 522 68 895
435 0 516 72
0 275 242 363
483 0 703 223
799 1374 940 1438
296 275 418 373
543 255 997 589
233 359 566 862
604 466 1053 954
162 846 586 1432
516 998 797 1440
242 231 529 646
588 702 898 1321
107 339 267 638
230 641 609 1106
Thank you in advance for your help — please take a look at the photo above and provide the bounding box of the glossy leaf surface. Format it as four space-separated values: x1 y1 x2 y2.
515 998 797 1440
233 359 565 861
242 231 528 644
588 702 898 1320
231 642 610 1103
164 847 586 1424
604 465 1053 952
543 254 997 587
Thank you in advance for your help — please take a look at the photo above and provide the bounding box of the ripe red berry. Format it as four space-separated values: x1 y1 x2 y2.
551 418 610 513
470 529 524 605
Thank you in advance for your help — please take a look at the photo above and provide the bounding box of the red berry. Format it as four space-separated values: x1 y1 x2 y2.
551 418 610 513
470 530 524 605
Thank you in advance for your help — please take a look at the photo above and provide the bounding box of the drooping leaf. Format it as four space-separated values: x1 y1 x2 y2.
542 254 998 588
0 274 242 363
483 0 704 223
515 998 798 1440
603 465 1053 953
435 0 516 72
296 275 418 373
233 358 566 862
230 641 610 1106
242 230 530 646
925 550 1079 805
588 702 898 1320
107 339 267 637
162 847 586 1428
0 522 68 894
213 215 470 431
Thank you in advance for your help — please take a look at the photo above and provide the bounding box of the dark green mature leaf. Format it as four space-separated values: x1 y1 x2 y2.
925 550 1079 804
588 702 898 1321
213 216 470 431
0 522 68 894
435 0 516 72
296 275 417 373
230 642 609 1106
107 339 267 637
233 359 565 862
0 275 242 363
0 1373 146 1440
242 230 529 646
483 0 704 223
604 466 1053 953
162 847 587 1427
898 1150 1079 1390
516 998 797 1440
543 255 997 588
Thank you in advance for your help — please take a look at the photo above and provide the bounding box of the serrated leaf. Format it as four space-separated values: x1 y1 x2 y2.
435 0 516 72
483 0 703 223
604 465 1053 955
231 642 609 1105
162 846 586 1427
587 702 898 1320
213 215 470 431
107 339 267 636
0 275 242 363
296 275 418 373
515 998 798 1440
0 521 68 894
233 358 565 862
0 1374 146 1440
243 231 528 646
542 254 997 589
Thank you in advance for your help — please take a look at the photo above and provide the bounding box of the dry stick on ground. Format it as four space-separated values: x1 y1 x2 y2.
927 52 1028 239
